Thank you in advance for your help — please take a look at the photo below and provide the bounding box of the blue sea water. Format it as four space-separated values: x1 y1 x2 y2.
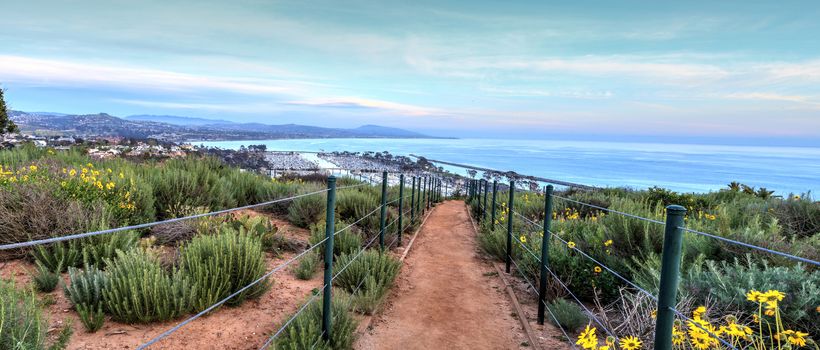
198 138 820 196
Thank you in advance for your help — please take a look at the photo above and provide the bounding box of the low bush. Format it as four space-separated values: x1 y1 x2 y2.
309 220 363 258
336 190 381 233
545 298 587 332
0 279 73 349
683 256 820 335
179 229 270 312
32 229 139 272
102 250 194 323
293 250 320 280
32 262 60 292
275 291 358 350
65 266 108 332
287 192 327 228
333 250 400 314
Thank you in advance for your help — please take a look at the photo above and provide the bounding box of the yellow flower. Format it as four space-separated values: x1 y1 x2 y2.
746 290 762 303
786 330 809 347
519 235 527 243
604 239 613 247
764 309 775 316
619 336 642 350
576 324 598 350
107 168 112 173
29 165 37 171
81 168 88 174
693 306 707 320
105 182 116 190
672 328 684 345
567 241 576 249
593 266 602 274
650 309 657 319
69 169 77 177
87 162 93 168
119 172 125 179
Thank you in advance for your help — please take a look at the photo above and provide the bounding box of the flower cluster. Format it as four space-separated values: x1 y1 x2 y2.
576 324 641 350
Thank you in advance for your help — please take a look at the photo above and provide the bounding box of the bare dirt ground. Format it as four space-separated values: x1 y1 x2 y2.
356 200 541 350
0 211 322 350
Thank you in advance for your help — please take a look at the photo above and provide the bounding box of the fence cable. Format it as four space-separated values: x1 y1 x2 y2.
507 256 578 350
144 180 399 349
551 194 666 225
0 188 331 250
678 227 820 267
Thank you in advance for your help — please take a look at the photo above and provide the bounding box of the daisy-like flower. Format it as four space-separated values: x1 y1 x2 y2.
619 336 642 350
593 266 602 273
567 241 576 249
603 239 613 247
519 235 527 244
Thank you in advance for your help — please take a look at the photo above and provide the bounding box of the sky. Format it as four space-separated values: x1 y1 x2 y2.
1 0 819 144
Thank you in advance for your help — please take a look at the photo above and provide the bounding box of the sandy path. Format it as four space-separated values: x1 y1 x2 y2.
356 201 529 350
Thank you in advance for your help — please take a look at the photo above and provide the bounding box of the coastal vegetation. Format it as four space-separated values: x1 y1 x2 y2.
470 182 820 348
0 144 413 348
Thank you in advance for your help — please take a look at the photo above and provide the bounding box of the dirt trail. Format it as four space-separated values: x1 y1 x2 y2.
355 201 529 350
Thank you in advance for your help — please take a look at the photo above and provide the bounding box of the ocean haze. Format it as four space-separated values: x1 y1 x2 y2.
199 138 820 196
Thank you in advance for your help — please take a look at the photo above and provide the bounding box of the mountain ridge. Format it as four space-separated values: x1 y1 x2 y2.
10 111 446 141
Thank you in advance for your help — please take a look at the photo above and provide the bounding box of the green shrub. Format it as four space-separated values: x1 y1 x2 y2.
287 193 327 228
336 190 381 233
275 291 358 350
65 266 108 332
0 279 72 349
102 250 194 323
309 220 362 258
293 250 320 280
333 250 400 314
144 157 236 219
683 256 820 335
32 263 60 293
180 229 269 312
545 298 587 332
32 230 139 272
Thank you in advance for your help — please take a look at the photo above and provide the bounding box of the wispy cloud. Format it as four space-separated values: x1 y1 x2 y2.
285 97 442 116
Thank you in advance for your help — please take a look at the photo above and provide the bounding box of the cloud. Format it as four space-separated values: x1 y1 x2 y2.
285 97 442 116
0 55 312 95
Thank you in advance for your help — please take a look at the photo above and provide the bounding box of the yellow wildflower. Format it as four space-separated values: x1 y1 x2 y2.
519 235 527 244
693 306 706 320
567 241 576 249
672 328 684 345
69 169 77 177
87 162 93 168
593 266 602 274
746 290 762 303
29 165 37 171
604 239 613 247
619 336 642 350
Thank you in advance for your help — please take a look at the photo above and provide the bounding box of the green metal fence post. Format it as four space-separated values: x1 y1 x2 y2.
505 180 515 273
490 180 498 229
418 177 424 215
425 177 433 210
321 176 337 341
410 176 416 224
379 171 388 251
537 185 554 325
398 174 404 246
653 205 687 350
482 180 489 221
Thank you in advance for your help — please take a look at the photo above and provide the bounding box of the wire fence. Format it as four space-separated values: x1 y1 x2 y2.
0 167 446 349
461 174 817 350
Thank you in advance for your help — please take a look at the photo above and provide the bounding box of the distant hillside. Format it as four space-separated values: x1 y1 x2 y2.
352 125 426 138
126 114 235 126
10 111 444 141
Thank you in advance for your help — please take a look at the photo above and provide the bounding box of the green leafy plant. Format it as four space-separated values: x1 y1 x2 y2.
32 262 60 293
65 266 109 332
333 250 400 314
293 250 320 280
102 249 194 323
545 298 587 332
275 291 358 350
288 192 327 228
1 279 73 349
309 220 363 258
179 228 270 312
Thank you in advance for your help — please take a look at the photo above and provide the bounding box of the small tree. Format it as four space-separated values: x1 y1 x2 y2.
0 88 18 135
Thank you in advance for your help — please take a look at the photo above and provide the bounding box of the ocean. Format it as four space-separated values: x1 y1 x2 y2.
197 138 820 196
